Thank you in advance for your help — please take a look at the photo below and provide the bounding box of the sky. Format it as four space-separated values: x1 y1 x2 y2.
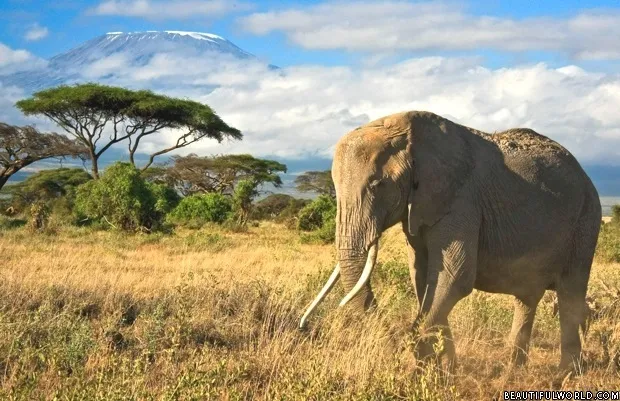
1 0 620 196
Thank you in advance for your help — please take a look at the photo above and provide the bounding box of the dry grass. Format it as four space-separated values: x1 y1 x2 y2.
0 223 619 400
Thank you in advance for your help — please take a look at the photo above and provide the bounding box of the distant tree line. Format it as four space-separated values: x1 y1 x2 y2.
1 82 337 241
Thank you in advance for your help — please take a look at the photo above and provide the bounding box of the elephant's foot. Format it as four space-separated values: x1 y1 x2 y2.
414 328 457 374
510 345 529 367
558 352 586 375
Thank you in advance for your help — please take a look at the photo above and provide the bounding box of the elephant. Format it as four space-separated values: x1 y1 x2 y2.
299 111 602 371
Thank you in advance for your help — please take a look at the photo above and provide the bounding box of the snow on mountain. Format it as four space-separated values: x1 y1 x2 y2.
0 31 271 93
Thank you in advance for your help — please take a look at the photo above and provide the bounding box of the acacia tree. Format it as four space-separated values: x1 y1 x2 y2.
126 96 242 170
294 170 335 198
16 83 241 178
0 123 87 191
161 153 287 196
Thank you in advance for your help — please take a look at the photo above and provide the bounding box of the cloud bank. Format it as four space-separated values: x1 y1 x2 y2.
90 0 253 20
70 49 620 165
239 1 620 60
2 41 620 168
0 43 47 75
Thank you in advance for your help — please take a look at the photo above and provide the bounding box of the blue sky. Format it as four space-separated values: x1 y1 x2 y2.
1 0 620 197
3 0 620 69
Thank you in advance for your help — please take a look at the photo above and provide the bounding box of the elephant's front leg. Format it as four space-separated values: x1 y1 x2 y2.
413 215 479 372
404 228 428 308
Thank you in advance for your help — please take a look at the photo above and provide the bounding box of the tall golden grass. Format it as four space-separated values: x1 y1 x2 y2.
0 222 618 400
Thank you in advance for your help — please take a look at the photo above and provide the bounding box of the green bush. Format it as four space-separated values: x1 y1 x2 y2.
232 179 258 225
150 183 181 215
612 204 620 225
252 194 309 222
0 216 27 230
0 198 13 216
297 195 336 231
74 162 167 231
297 195 336 244
597 219 620 263
300 214 335 244
1 168 92 218
168 193 232 226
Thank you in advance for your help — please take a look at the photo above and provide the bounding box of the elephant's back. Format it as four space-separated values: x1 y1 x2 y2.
489 128 597 211
490 128 591 189
490 128 571 160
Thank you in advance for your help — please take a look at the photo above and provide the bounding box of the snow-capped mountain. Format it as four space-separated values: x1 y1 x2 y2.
1 31 272 93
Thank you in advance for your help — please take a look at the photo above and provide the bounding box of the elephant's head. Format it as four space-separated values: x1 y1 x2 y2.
299 111 474 329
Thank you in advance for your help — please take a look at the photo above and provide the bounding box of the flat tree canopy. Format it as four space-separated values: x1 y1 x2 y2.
0 122 87 191
294 170 335 198
159 153 287 196
16 83 241 178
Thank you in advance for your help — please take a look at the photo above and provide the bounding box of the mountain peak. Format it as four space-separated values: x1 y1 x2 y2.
104 30 226 42
1 30 261 92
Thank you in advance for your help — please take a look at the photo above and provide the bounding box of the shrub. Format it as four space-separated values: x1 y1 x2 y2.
150 183 181 215
297 195 336 231
297 195 336 244
612 204 620 225
0 215 27 230
0 197 13 216
168 193 232 226
232 179 258 225
2 168 92 217
300 214 335 244
252 194 310 222
252 194 292 219
74 162 166 231
28 202 50 232
596 222 620 263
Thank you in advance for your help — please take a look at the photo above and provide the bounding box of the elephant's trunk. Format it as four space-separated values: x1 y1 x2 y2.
298 199 380 329
336 247 377 311
335 201 379 311
339 242 378 307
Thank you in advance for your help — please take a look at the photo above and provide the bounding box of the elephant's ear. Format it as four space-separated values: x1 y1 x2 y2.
405 117 474 236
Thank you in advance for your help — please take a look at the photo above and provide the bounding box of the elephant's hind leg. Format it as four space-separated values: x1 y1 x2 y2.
557 216 598 371
509 291 544 366
557 282 588 371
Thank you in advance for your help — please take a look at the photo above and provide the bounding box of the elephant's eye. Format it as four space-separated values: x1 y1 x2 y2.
369 179 382 189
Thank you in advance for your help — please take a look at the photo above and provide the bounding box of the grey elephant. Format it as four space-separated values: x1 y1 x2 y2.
299 111 601 371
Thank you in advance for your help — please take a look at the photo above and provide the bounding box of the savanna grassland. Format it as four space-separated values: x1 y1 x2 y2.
1 222 619 400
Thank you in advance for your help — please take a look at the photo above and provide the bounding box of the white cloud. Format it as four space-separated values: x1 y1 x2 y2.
0 43 47 75
238 1 620 60
69 51 620 166
89 0 253 20
4 47 620 168
24 23 49 41
81 53 131 79
79 49 272 88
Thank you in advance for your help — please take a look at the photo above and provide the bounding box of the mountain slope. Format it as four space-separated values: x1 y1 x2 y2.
0 31 269 93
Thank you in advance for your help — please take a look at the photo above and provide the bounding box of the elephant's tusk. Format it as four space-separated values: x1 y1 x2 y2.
339 242 379 307
299 263 340 329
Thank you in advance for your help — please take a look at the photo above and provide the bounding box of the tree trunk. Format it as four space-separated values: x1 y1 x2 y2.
0 175 9 192
90 150 100 179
